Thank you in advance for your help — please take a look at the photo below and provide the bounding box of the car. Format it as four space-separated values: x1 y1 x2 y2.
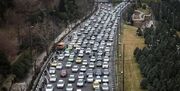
78 72 85 79
95 69 102 76
72 65 79 72
78 51 84 57
86 69 93 76
89 40 95 44
49 67 56 74
87 75 94 82
85 48 92 54
60 69 67 77
92 46 98 51
93 80 100 89
105 52 110 57
89 62 95 68
90 56 96 62
97 56 103 61
104 56 110 62
102 62 109 68
68 57 74 62
103 69 109 75
105 47 110 52
106 42 112 46
101 83 109 91
57 79 64 88
102 75 109 83
80 65 87 72
58 54 64 60
65 62 72 68
77 79 84 87
91 36 96 40
82 60 88 66
82 43 87 48
76 89 82 91
56 63 63 69
68 74 76 82
76 57 82 63
49 74 57 82
94 42 99 47
96 61 102 67
65 51 70 57
50 61 57 67
99 45 105 49
97 50 103 56
66 84 73 91
46 84 54 91
95 76 101 83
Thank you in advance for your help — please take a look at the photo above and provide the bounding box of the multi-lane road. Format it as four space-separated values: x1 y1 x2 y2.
35 1 130 91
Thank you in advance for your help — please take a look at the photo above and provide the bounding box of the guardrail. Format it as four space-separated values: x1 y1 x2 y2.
114 2 131 91
31 3 98 91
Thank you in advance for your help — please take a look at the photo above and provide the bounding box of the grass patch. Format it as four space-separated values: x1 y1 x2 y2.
121 24 146 91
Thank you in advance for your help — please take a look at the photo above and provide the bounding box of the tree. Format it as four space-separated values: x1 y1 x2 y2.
140 78 148 89
0 0 14 24
0 51 11 75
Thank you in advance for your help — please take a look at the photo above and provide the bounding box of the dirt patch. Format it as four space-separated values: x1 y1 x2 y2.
121 24 146 91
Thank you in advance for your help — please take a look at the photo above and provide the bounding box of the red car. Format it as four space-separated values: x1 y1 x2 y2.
60 69 67 77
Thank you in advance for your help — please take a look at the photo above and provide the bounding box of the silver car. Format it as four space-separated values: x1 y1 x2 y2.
66 84 73 91
77 79 84 87
57 79 64 88
68 74 76 82
72 65 79 72
101 83 109 91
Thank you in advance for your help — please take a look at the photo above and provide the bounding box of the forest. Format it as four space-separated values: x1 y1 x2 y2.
134 0 180 90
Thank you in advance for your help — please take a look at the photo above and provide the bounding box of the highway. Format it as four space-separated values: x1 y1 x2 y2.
35 1 130 91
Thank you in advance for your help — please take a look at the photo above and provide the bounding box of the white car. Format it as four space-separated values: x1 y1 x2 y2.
90 56 96 62
46 84 54 91
80 65 87 72
65 51 70 57
58 54 64 60
95 76 102 83
101 83 109 91
66 84 73 91
65 62 72 68
77 79 84 87
49 67 56 74
49 74 57 82
89 62 95 68
72 65 79 72
85 48 91 54
102 62 109 68
78 72 85 79
57 79 64 88
104 56 110 62
87 75 94 82
56 63 63 69
105 47 110 52
82 60 88 66
68 74 75 82
102 76 109 83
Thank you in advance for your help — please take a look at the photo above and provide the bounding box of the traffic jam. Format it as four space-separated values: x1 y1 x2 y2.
42 2 129 91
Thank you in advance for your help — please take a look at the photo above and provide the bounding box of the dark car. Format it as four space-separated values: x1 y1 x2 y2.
60 69 67 77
